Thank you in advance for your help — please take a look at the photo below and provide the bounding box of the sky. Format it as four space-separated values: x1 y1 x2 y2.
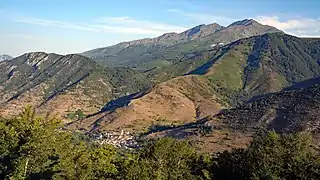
0 0 320 57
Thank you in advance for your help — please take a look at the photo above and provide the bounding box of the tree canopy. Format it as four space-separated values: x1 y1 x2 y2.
0 107 319 179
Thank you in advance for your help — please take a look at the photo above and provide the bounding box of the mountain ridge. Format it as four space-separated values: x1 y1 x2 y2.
82 19 281 71
84 22 223 51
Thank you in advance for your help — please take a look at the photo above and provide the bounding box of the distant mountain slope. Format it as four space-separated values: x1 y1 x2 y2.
145 48 221 83
182 19 281 52
82 19 281 73
193 32 320 99
0 54 13 61
83 23 223 62
70 32 320 133
0 52 151 118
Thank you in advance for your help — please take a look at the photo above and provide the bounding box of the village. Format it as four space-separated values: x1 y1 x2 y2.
86 130 140 149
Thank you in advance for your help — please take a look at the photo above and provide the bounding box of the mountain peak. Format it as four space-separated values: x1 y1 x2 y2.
228 19 259 27
207 22 222 27
181 23 222 40
225 19 282 35
187 23 222 31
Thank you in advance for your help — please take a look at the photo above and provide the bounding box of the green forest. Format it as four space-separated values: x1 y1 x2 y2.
0 107 320 180
1 106 319 180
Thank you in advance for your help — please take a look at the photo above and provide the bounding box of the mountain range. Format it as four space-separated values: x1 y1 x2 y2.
67 32 320 134
82 19 280 72
1 18 320 152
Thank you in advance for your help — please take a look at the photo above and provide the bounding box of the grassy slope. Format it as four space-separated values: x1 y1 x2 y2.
191 33 320 106
146 50 214 83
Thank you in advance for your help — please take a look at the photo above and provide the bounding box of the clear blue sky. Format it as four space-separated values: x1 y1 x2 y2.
0 0 319 56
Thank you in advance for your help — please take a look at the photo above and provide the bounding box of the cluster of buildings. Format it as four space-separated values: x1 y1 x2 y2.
87 130 140 149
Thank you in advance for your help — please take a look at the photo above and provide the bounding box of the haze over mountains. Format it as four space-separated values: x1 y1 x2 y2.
1 18 320 151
